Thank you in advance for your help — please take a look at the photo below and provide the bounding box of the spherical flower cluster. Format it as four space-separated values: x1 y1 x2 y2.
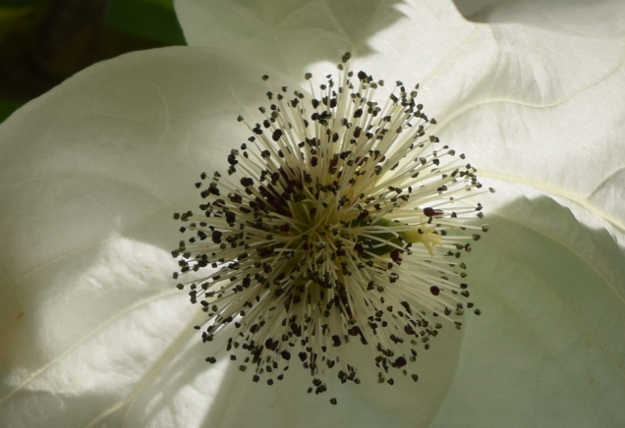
173 53 491 400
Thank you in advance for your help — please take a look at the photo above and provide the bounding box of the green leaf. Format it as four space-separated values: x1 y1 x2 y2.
106 0 186 45
0 99 22 123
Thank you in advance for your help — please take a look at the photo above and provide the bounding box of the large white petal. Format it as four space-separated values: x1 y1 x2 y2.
422 25 625 249
0 46 256 428
452 0 625 37
174 0 401 76
0 47 460 427
173 0 475 82
432 184 625 426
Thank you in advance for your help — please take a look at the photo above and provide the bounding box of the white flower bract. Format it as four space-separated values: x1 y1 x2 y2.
173 54 489 397
2 1 624 426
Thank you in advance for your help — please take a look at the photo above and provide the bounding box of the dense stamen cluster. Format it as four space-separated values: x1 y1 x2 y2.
173 53 491 401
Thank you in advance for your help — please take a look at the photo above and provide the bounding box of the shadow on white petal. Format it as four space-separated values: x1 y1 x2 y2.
175 0 409 79
432 195 625 427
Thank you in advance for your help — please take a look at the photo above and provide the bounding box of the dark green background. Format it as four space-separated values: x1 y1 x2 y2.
0 0 186 122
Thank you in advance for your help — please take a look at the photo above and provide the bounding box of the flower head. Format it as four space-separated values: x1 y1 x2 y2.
2 1 624 426
173 53 490 397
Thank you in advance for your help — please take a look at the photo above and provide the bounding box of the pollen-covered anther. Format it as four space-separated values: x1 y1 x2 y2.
173 52 489 396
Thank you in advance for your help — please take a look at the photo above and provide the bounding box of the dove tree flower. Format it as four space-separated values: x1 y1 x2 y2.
0 0 624 427
171 52 492 401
